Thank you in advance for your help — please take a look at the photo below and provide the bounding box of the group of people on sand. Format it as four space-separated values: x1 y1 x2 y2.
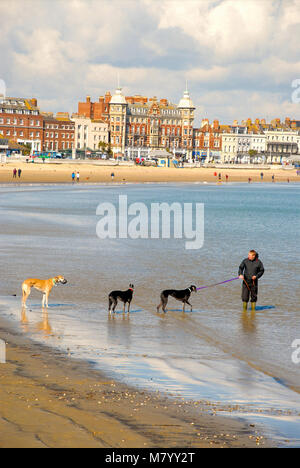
214 171 292 183
12 168 22 179
71 171 80 183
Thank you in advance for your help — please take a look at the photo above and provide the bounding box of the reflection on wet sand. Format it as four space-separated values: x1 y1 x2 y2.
241 310 257 334
21 306 52 336
21 306 28 325
37 308 52 336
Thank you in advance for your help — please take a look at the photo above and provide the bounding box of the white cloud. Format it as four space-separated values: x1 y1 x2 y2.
0 0 299 124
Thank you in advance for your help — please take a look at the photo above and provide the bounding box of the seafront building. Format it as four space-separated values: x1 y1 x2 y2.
264 129 300 163
42 112 75 152
0 91 299 163
77 87 196 158
0 95 75 154
77 89 300 163
220 119 300 164
221 129 267 163
0 134 9 162
193 119 231 162
71 115 109 151
0 97 43 152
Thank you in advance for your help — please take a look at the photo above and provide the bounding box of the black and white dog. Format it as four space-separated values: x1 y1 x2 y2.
157 285 197 313
108 284 134 314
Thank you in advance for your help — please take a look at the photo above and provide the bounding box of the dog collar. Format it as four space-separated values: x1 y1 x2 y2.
52 279 57 285
129 288 134 291
188 288 192 293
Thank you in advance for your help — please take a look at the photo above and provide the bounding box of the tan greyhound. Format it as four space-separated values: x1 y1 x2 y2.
22 276 67 308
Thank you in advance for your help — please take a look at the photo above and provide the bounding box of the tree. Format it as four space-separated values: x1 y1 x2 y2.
98 141 113 158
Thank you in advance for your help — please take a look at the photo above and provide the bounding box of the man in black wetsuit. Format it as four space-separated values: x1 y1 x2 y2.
239 250 264 311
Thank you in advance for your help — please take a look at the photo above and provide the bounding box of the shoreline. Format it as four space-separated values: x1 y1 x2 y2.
0 315 269 448
0 162 299 184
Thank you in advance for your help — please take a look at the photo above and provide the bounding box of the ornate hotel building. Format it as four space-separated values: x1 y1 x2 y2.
78 88 196 158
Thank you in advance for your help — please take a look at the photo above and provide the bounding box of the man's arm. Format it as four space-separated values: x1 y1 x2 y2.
238 259 245 278
256 261 265 279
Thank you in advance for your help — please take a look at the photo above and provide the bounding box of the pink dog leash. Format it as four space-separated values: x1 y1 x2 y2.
196 277 240 291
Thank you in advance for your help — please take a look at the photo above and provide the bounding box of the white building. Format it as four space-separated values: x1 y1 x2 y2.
264 129 300 163
72 115 109 151
0 137 8 162
221 129 266 163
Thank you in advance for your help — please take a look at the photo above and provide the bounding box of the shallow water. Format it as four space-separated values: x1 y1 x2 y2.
0 182 299 446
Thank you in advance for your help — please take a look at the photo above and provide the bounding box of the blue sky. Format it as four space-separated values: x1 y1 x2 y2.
1 0 300 125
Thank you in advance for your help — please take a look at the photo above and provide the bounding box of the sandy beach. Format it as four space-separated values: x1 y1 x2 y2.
0 161 299 184
0 178 298 449
0 316 268 448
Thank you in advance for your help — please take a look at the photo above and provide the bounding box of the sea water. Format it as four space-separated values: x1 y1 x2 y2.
0 182 299 446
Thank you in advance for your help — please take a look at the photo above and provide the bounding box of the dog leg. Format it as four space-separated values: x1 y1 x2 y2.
45 292 50 308
22 286 31 308
186 300 193 312
112 300 117 313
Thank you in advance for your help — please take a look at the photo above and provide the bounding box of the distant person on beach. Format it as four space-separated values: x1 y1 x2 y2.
111 172 115 181
76 171 80 182
218 173 221 182
272 174 275 183
18 169 22 179
72 172 75 183
13 168 17 178
248 177 252 183
226 174 229 182
260 172 264 181
239 250 264 311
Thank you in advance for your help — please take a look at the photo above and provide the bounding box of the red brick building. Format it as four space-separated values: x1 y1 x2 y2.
78 93 111 122
193 119 231 158
42 113 75 152
0 97 43 152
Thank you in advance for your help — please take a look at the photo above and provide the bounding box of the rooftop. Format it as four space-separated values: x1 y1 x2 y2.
0 97 39 111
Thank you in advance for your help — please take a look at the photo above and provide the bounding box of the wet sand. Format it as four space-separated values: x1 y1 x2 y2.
0 316 268 448
0 161 299 184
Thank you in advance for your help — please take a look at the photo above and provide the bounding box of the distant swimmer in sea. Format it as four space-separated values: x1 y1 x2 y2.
238 250 264 312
